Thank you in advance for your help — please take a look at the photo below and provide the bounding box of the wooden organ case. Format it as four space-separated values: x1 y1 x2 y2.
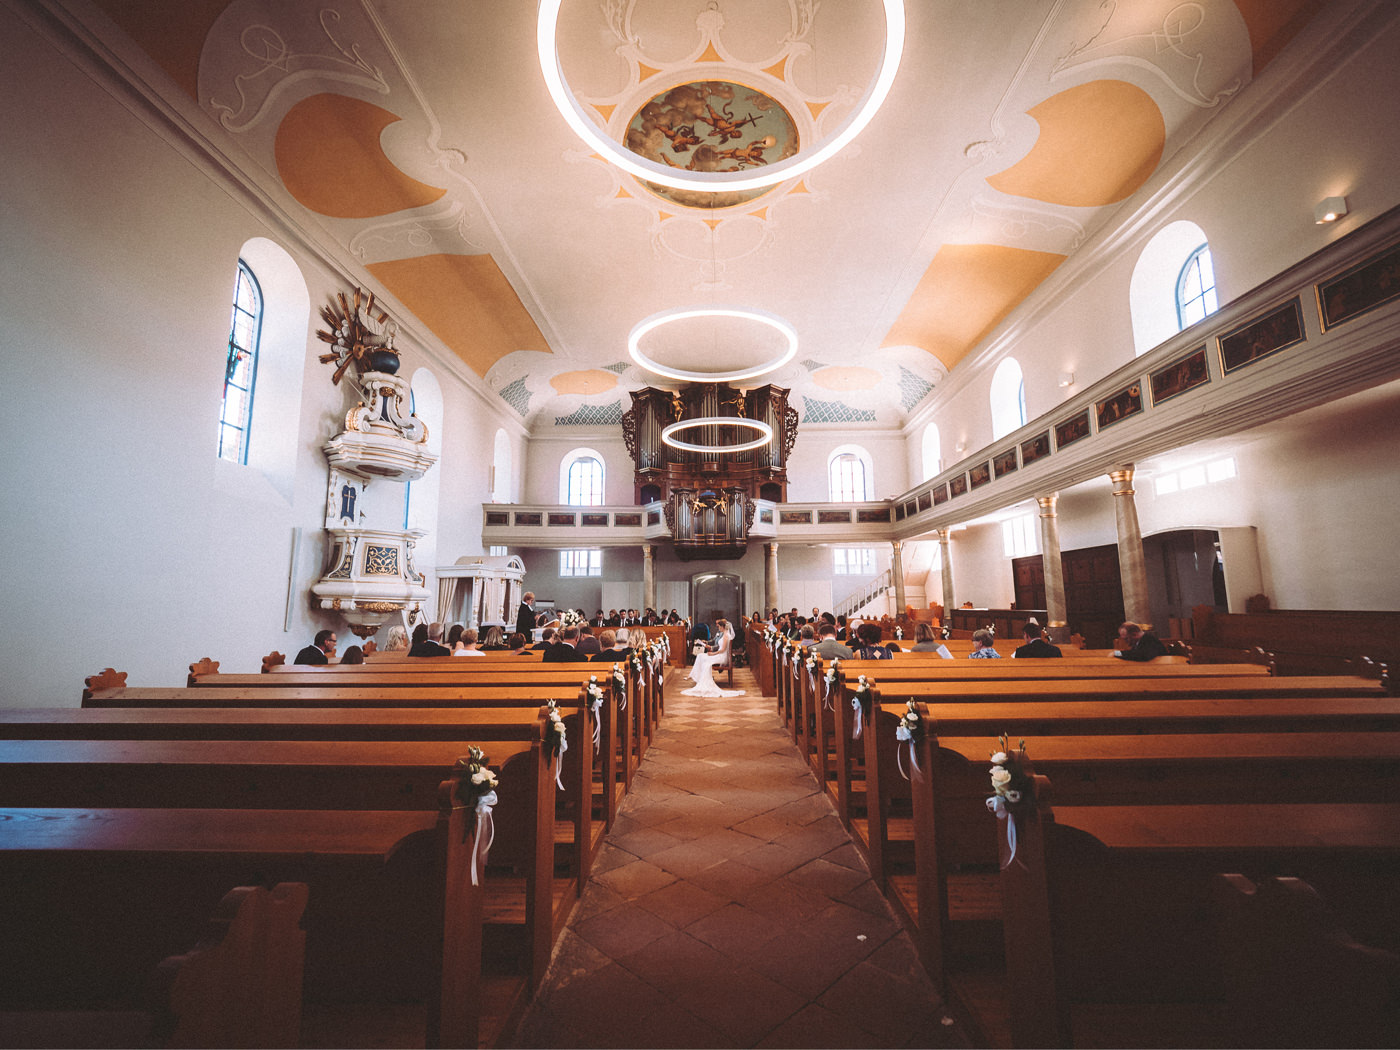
622 384 798 560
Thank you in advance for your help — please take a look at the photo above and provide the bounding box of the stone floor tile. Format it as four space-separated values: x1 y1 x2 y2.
753 1002 880 1050
816 960 951 1045
573 902 676 959
632 878 730 928
672 967 807 1046
682 901 784 955
784 857 873 898
592 857 679 900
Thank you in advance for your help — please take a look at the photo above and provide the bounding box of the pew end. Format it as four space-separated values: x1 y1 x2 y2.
186 658 219 686
261 651 285 674
82 668 126 701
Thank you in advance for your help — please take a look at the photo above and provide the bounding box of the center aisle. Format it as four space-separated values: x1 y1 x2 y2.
511 665 971 1049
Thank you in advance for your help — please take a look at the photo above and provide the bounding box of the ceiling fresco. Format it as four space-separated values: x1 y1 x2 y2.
83 0 1326 429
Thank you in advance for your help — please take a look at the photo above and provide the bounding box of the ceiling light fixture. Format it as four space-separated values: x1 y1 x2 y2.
538 0 905 193
1314 195 1348 224
661 417 774 454
628 307 798 382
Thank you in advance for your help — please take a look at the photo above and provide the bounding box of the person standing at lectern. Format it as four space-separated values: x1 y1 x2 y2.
516 592 539 639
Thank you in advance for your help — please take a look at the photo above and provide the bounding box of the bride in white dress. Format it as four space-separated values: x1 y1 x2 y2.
683 618 744 698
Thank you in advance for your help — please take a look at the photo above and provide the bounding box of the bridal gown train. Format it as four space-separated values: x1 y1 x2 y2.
682 629 744 698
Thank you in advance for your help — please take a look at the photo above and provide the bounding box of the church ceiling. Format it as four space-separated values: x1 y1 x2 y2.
85 0 1324 429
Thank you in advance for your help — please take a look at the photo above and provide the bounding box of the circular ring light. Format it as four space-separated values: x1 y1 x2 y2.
538 0 905 193
629 307 798 382
661 417 774 453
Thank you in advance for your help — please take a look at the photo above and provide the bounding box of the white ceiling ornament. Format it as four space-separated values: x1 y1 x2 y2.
538 0 905 193
661 417 774 453
629 308 798 383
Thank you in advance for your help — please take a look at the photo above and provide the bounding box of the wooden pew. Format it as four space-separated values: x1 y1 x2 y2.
0 774 515 1049
997 775 1400 1048
0 881 307 1050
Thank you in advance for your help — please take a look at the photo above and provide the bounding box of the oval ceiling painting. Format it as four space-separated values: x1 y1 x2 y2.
625 81 800 210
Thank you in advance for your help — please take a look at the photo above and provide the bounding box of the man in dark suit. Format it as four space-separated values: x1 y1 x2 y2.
576 627 601 657
1115 621 1168 661
530 627 557 652
295 629 336 665
1012 620 1063 658
408 622 451 657
515 592 539 639
543 625 583 662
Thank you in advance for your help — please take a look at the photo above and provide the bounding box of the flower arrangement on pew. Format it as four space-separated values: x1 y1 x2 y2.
559 609 586 628
453 746 498 885
895 700 922 779
824 657 842 708
546 700 567 790
986 734 1032 869
586 676 606 748
850 674 873 738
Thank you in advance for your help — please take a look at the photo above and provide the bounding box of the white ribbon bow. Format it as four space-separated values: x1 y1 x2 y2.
470 790 497 886
590 693 603 750
851 693 864 739
553 734 568 792
986 795 1018 869
895 725 922 780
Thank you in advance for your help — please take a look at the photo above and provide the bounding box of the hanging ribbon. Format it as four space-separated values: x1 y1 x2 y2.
986 795 1018 869
590 692 603 750
895 727 922 781
824 677 835 711
553 733 568 792
851 693 864 739
469 790 497 886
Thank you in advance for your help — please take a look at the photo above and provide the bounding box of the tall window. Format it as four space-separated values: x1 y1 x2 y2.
218 261 261 463
834 547 875 575
990 358 1026 440
921 423 941 481
828 446 871 502
1002 515 1037 558
1176 245 1218 328
560 449 605 505
560 549 601 576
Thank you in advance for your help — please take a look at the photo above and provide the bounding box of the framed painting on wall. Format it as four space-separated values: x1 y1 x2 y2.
1055 410 1092 449
1218 297 1305 374
932 483 949 505
949 474 968 497
917 491 933 511
1020 432 1051 465
1317 241 1400 330
1150 346 1210 405
993 449 1019 477
1095 383 1143 429
969 462 992 488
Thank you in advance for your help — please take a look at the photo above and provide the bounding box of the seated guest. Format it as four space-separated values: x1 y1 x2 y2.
1115 621 1167 661
295 629 336 665
530 627 557 652
968 628 1001 659
811 621 854 660
543 625 584 662
445 623 465 650
798 624 817 649
853 622 892 659
506 632 530 656
339 644 364 665
835 615 849 642
627 627 647 652
666 608 682 624
453 628 485 656
480 625 509 652
383 625 409 653
409 622 451 657
576 626 602 657
592 629 629 663
606 609 621 627
1013 620 1062 658
909 622 952 658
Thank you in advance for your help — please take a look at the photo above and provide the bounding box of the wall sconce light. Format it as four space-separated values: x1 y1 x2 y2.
954 440 967 455
1057 371 1075 388
1314 196 1347 224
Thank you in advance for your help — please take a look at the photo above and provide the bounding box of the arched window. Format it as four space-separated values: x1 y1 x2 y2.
828 445 871 502
1176 244 1218 328
989 358 1026 440
1129 221 1215 354
921 423 941 481
491 429 511 503
560 449 605 506
218 261 261 463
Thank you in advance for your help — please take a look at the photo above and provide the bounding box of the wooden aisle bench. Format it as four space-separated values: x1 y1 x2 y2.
859 707 1400 992
0 880 307 1050
0 782 509 1049
997 777 1400 1049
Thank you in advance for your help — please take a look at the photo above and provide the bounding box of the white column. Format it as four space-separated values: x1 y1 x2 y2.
1036 494 1069 643
1109 466 1152 627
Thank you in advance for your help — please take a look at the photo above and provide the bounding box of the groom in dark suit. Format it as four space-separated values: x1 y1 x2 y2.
515 591 539 639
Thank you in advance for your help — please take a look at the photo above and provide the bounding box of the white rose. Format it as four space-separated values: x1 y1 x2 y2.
990 766 1012 788
990 752 1008 765
471 770 491 785
905 711 919 722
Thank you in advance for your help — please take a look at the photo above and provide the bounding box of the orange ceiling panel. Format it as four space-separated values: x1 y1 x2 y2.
986 80 1164 208
365 253 549 377
551 370 619 396
90 0 229 101
275 94 446 218
1233 0 1329 75
883 244 1067 371
813 366 882 392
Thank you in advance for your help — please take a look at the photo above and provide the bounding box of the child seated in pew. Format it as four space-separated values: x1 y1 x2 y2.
339 645 364 665
968 628 1002 658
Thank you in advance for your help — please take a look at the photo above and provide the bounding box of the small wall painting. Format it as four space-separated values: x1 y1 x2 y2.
758 508 773 524
969 462 992 488
485 511 510 526
1150 347 1210 405
581 513 608 527
917 491 933 512
515 512 542 526
1055 411 1092 448
932 483 949 506
615 512 642 527
1095 382 1143 429
818 509 850 524
857 508 890 524
993 449 1019 478
646 511 661 526
1218 297 1305 374
781 510 812 525
548 512 577 527
895 503 907 520
1317 242 1400 330
1020 432 1051 465
949 474 968 497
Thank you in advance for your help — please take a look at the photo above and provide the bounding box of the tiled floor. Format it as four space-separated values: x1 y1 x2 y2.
511 667 973 1049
